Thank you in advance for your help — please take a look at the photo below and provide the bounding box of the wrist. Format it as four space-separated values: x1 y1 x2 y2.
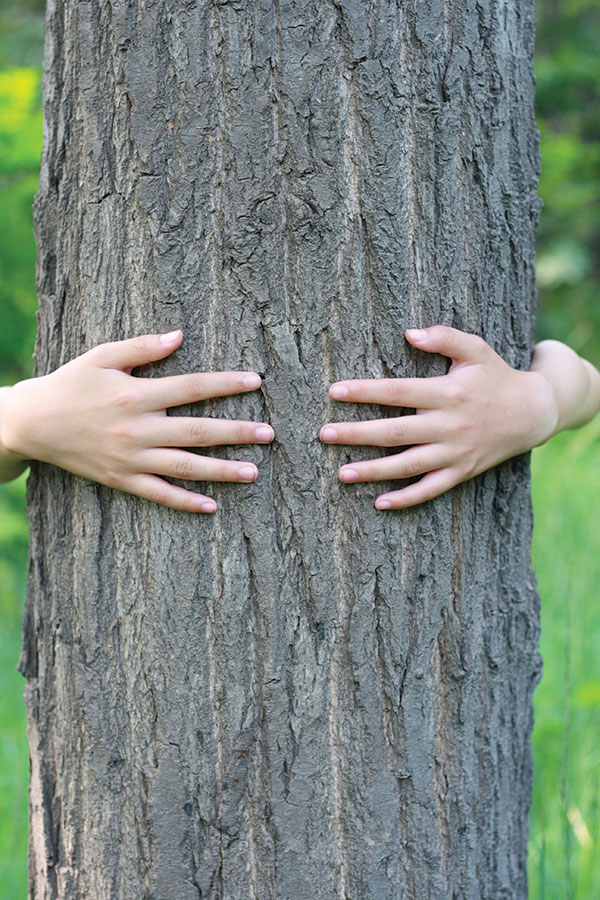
0 384 33 480
530 340 600 437
522 370 560 449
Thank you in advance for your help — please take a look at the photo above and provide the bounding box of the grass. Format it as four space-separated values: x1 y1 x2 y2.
0 472 29 898
529 415 600 898
0 423 598 897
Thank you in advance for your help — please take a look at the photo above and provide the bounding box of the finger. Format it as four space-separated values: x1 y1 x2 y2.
145 416 274 447
374 469 458 510
328 377 446 409
338 446 450 483
320 414 440 447
405 325 490 364
122 473 218 513
90 330 184 372
137 448 260 483
137 370 263 410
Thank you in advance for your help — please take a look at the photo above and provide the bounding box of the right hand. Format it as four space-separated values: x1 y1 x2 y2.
0 329 274 513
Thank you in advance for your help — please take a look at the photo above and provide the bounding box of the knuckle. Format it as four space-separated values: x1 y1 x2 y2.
133 334 148 354
173 456 195 479
147 487 169 506
450 416 471 435
110 421 138 444
470 334 488 354
103 470 122 490
444 383 467 405
386 421 406 445
185 375 206 399
104 449 130 476
432 325 450 346
85 343 106 362
236 422 252 443
222 461 241 480
114 388 140 409
188 420 209 444
404 455 424 476
387 382 407 404
461 457 478 479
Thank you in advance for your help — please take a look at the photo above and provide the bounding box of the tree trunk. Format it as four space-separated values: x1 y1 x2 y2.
23 1 542 897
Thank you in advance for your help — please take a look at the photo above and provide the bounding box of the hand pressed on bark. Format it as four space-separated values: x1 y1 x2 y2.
320 324 600 510
0 330 274 513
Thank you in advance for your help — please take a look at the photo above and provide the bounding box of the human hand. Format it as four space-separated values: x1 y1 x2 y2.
319 325 558 509
0 330 274 513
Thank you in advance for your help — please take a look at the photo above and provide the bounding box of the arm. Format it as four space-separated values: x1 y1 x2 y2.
530 339 600 436
0 386 31 482
0 329 274 513
320 325 600 510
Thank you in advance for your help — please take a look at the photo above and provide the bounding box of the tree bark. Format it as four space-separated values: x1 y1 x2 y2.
23 1 542 897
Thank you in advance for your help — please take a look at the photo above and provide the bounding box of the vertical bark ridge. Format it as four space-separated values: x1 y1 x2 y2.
241 533 261 900
432 628 451 890
207 540 226 896
400 30 420 335
271 0 291 324
243 530 279 899
372 565 410 897
329 518 350 900
339 33 377 372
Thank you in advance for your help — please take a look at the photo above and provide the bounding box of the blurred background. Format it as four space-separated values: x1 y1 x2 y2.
0 0 598 896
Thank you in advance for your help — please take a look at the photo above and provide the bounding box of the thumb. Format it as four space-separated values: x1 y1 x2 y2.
90 329 183 371
405 325 489 364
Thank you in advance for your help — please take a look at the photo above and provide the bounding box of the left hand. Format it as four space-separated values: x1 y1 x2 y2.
319 325 558 509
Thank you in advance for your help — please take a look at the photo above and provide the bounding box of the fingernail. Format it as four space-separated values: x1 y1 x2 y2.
329 384 348 399
239 465 258 481
320 426 338 442
201 501 217 513
255 425 274 442
160 329 182 344
340 468 358 482
375 499 392 510
243 373 262 389
406 328 428 343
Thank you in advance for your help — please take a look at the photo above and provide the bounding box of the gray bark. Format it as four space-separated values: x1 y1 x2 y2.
23 1 542 897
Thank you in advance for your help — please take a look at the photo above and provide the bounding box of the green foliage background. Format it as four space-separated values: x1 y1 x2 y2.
0 1 598 896
535 0 600 368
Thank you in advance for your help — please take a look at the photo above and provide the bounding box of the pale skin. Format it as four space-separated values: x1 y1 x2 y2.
1 325 599 513
319 325 600 509
0 329 275 514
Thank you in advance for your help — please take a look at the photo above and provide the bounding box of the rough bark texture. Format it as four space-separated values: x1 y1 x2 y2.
24 1 542 898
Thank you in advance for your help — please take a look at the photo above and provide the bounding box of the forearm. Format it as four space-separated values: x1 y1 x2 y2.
530 340 600 437
0 386 31 483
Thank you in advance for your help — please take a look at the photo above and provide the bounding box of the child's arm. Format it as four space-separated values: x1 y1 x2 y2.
0 387 30 482
320 325 600 510
0 329 274 513
529 338 600 435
